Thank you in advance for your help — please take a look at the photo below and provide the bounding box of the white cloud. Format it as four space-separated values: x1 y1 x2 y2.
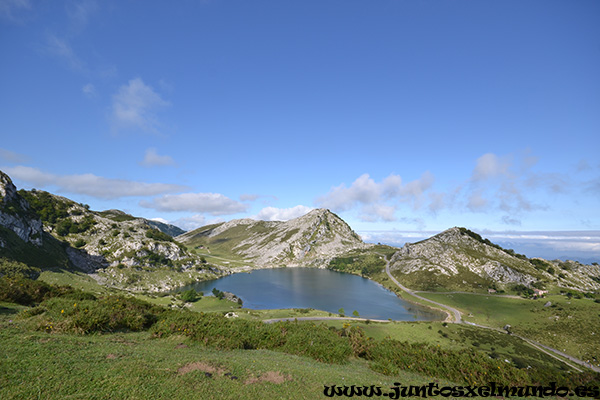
170 215 225 231
0 0 31 21
471 153 511 181
66 0 97 31
254 205 313 221
140 193 248 215
0 148 28 163
240 194 260 202
317 174 382 211
3 165 186 199
316 173 404 212
139 148 175 167
44 34 84 71
397 171 434 208
316 172 434 221
501 215 521 226
467 190 488 212
111 78 169 134
358 204 397 222
149 217 169 224
82 83 95 97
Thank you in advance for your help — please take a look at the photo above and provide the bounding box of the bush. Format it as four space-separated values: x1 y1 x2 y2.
21 295 164 334
74 239 86 248
180 289 200 303
0 277 90 306
212 288 224 300
145 228 173 242
150 312 353 364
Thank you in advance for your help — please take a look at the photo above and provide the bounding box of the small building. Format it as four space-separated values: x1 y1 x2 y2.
533 288 548 296
487 288 497 294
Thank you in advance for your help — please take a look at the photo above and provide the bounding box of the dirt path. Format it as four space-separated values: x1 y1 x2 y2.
414 290 521 299
263 316 392 324
381 254 462 323
382 254 600 373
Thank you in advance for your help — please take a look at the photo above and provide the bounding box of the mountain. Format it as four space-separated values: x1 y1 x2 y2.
177 209 369 268
2 169 599 294
388 227 600 292
95 209 185 236
0 170 217 291
0 171 71 278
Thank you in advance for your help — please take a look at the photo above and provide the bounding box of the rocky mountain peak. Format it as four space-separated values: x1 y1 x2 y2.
0 171 19 203
178 208 368 268
0 170 43 246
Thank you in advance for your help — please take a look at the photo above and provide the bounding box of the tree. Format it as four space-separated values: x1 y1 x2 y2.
180 289 199 303
352 310 359 318
212 288 224 300
338 308 345 317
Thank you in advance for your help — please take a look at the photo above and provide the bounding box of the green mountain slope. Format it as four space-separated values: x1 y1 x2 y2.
388 227 600 292
177 209 369 268
0 170 218 291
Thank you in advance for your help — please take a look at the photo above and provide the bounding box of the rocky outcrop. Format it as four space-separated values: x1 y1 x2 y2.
0 171 43 246
390 227 540 287
178 209 369 268
389 227 600 291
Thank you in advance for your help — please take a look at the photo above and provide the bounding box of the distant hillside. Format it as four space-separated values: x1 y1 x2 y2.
388 227 600 292
177 209 369 268
0 170 218 292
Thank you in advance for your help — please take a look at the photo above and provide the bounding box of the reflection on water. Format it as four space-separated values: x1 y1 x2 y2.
178 268 444 321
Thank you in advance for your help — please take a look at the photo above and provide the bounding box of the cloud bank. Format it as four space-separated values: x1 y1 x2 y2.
254 205 314 221
3 166 185 199
140 193 248 215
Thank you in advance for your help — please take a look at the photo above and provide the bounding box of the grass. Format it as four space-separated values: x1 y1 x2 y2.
419 292 600 366
0 324 440 400
38 269 112 295
0 227 71 275
312 319 577 373
2 276 599 399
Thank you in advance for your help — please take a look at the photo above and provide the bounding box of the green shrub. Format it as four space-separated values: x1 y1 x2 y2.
21 295 164 334
150 312 352 364
0 277 86 306
180 289 199 303
145 228 173 242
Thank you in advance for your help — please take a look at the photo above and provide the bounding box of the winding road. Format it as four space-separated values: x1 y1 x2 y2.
382 255 462 323
382 254 600 373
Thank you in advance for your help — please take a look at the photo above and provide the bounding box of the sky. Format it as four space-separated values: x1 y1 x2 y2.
1 0 599 261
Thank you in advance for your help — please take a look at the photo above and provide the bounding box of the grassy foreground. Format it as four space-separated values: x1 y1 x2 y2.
0 319 431 399
2 276 600 399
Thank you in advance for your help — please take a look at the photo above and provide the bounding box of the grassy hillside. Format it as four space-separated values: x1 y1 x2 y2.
0 226 71 278
1 276 598 400
419 292 600 366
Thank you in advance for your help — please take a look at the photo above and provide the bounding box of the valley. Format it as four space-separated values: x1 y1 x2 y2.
1 169 599 398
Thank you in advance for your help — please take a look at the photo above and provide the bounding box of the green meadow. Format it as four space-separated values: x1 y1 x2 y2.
1 276 599 400
419 292 600 365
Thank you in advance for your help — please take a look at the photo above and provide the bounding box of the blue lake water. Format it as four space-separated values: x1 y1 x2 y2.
180 268 443 321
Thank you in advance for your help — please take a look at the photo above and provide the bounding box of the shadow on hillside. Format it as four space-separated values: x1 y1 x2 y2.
0 306 19 316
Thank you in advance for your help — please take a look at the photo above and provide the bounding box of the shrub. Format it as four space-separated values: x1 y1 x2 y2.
150 312 352 364
22 295 164 334
180 289 199 303
145 228 173 242
0 277 90 306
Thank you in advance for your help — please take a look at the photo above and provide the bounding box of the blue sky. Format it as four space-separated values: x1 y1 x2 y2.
1 1 599 260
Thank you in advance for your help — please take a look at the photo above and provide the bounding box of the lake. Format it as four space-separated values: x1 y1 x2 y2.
180 267 444 321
